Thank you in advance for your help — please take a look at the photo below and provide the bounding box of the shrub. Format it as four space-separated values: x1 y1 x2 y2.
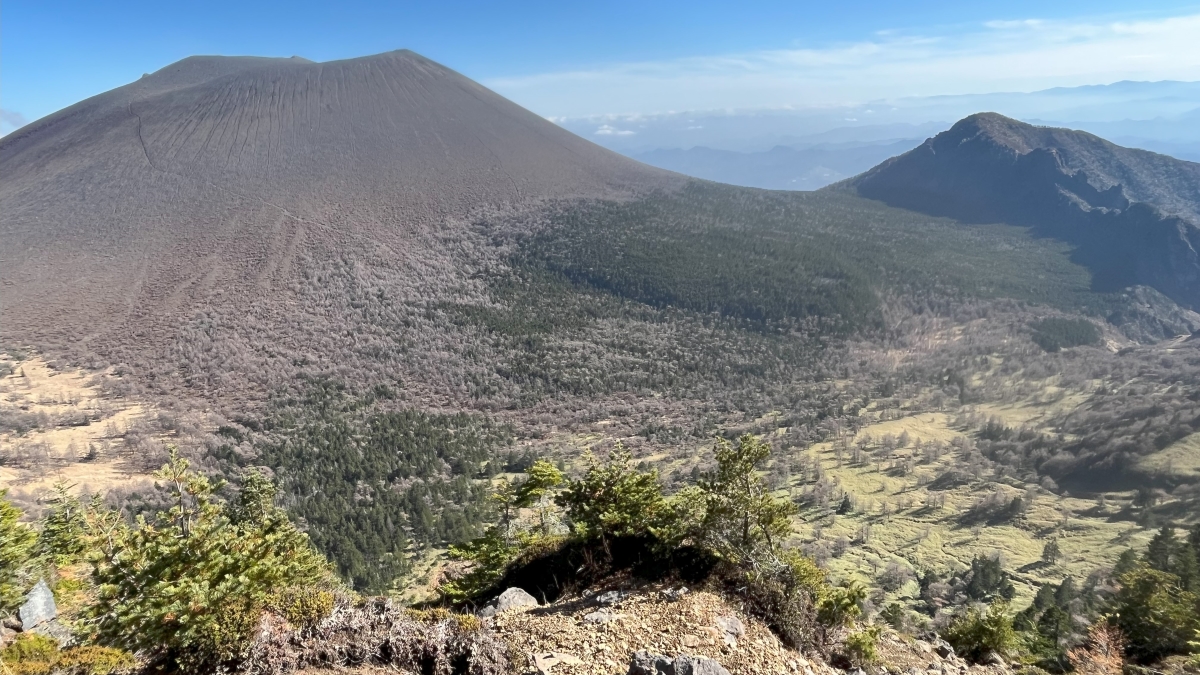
0 489 36 611
880 603 906 631
84 450 336 670
699 435 797 566
734 550 828 650
36 484 89 565
405 607 480 632
268 586 336 630
1 634 59 668
942 602 1018 663
0 635 130 675
54 647 137 675
1066 623 1125 675
1191 629 1200 668
1110 565 1199 663
446 438 833 655
556 445 667 545
442 528 521 602
963 554 1016 602
844 624 882 667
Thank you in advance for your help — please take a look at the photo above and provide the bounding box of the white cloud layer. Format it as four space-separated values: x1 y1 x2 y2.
486 13 1200 118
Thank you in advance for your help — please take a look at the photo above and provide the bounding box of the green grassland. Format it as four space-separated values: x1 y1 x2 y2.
789 408 1153 610
1139 432 1200 480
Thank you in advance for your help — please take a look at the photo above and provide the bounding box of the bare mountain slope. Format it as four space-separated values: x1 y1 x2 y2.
0 50 675 352
839 113 1200 310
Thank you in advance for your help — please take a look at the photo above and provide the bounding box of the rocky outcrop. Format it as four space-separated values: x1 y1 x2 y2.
486 582 1018 675
628 651 732 675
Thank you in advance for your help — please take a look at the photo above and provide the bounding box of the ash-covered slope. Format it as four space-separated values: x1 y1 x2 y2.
0 50 675 347
839 113 1200 310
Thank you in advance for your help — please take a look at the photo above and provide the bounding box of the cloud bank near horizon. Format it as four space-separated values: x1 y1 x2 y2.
486 12 1200 119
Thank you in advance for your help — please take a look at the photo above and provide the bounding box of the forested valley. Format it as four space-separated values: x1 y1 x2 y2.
5 182 1200 673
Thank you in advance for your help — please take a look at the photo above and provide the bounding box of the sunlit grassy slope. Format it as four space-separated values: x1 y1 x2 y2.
791 408 1153 609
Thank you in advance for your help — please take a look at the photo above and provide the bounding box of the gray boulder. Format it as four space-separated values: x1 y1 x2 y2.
31 619 74 648
478 587 539 618
627 652 730 675
628 651 675 675
981 650 1006 666
19 580 56 631
494 587 538 611
596 590 629 605
933 638 954 659
714 615 744 647
673 655 731 675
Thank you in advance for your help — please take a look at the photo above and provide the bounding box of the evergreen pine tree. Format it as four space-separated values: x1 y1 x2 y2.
1145 525 1180 572
1041 538 1061 565
1113 548 1140 577
0 490 37 611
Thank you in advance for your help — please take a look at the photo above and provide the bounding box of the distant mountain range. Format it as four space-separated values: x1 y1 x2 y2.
560 80 1200 154
634 139 921 190
567 80 1200 189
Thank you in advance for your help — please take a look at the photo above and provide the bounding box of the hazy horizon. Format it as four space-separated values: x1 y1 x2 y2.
5 1 1200 136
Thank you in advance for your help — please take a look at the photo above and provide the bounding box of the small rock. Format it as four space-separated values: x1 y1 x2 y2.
933 639 954 659
662 587 689 601
714 615 743 647
981 651 1005 667
596 590 629 605
714 616 744 637
1 626 17 650
534 651 582 673
674 654 731 675
19 580 56 631
628 651 674 675
584 609 624 624
628 653 731 675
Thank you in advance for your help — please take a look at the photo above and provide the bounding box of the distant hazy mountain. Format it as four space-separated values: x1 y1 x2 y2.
1056 107 1200 161
634 139 921 190
841 113 1200 310
563 80 1200 160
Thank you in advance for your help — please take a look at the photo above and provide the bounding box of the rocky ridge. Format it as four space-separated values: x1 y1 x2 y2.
484 583 1016 675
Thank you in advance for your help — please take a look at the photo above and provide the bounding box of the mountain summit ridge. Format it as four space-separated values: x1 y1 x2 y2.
840 112 1200 310
0 50 676 348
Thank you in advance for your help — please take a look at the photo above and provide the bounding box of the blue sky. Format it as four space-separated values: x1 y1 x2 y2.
4 0 1200 131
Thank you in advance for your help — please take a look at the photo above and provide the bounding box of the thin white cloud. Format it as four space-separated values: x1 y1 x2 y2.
486 13 1200 118
594 124 635 136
